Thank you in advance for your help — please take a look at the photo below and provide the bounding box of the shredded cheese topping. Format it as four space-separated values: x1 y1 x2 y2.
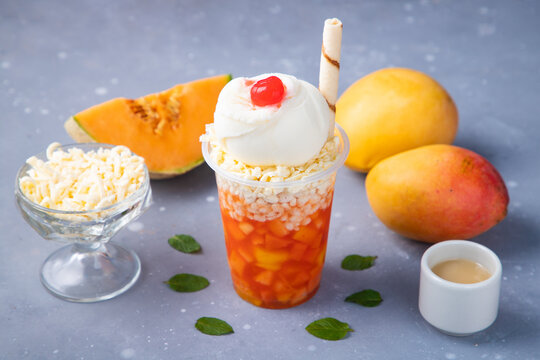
201 126 343 230
19 142 145 213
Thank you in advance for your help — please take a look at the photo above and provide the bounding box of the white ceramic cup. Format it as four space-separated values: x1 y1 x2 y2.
418 240 502 336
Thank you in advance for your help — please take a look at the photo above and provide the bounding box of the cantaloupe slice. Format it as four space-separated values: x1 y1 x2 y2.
65 74 232 179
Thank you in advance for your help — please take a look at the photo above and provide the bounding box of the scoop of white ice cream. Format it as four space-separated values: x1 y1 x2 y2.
212 73 332 166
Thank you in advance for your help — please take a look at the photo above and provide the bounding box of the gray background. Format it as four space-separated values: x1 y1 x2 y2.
1 0 539 359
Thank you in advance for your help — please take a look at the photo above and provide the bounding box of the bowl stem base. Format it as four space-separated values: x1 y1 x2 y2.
40 242 141 302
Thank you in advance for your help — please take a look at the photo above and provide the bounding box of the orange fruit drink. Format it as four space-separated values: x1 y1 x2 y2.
203 126 349 309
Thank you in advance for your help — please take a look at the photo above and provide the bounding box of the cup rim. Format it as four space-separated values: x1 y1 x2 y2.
201 123 350 188
420 240 502 289
14 142 151 216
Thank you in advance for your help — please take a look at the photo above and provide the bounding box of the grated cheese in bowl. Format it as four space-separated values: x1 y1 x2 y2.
19 142 146 216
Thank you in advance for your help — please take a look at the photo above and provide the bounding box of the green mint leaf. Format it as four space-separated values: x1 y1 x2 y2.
168 234 201 253
305 317 353 341
345 289 383 307
341 255 377 271
164 273 209 292
195 317 234 336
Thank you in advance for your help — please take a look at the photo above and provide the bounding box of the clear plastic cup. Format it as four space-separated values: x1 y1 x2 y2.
202 125 349 308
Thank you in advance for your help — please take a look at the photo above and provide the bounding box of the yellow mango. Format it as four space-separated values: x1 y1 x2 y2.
224 220 246 241
256 262 282 271
232 277 262 307
254 270 274 286
237 247 255 263
228 251 247 275
336 68 458 172
264 233 291 249
276 291 293 303
291 272 310 287
238 222 254 235
366 144 509 243
254 247 289 270
292 226 321 246
268 219 290 237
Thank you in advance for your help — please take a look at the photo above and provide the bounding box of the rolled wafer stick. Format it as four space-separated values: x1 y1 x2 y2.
319 18 343 138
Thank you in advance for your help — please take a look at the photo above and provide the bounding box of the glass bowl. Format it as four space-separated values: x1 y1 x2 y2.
14 143 152 302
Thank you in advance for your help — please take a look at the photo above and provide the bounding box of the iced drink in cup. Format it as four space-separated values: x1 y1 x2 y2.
203 123 348 308
202 19 344 308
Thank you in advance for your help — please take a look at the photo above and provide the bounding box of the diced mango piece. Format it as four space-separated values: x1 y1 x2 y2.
254 270 274 286
234 282 262 307
316 246 326 265
281 263 306 277
239 222 254 235
252 234 265 246
276 292 293 303
274 281 294 303
311 233 323 249
237 246 255 263
280 263 308 285
268 219 290 237
313 217 325 230
225 220 246 242
243 294 262 307
307 271 322 292
291 272 310 287
289 243 308 261
231 273 249 291
310 265 323 278
256 262 281 271
254 247 289 265
303 248 320 264
260 290 275 304
228 251 247 275
292 226 322 246
274 279 293 293
290 287 308 304
265 233 291 250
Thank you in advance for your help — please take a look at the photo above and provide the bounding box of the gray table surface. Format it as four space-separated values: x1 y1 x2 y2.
1 0 539 359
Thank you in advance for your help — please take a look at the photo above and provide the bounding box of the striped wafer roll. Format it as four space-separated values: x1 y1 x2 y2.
319 18 343 138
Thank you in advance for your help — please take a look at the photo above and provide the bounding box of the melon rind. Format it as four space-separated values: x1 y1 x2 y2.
65 116 95 143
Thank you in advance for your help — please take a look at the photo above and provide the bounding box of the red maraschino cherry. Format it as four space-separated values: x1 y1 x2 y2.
250 76 285 107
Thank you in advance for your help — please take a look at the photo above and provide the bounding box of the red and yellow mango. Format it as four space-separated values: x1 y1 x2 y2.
366 144 509 243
